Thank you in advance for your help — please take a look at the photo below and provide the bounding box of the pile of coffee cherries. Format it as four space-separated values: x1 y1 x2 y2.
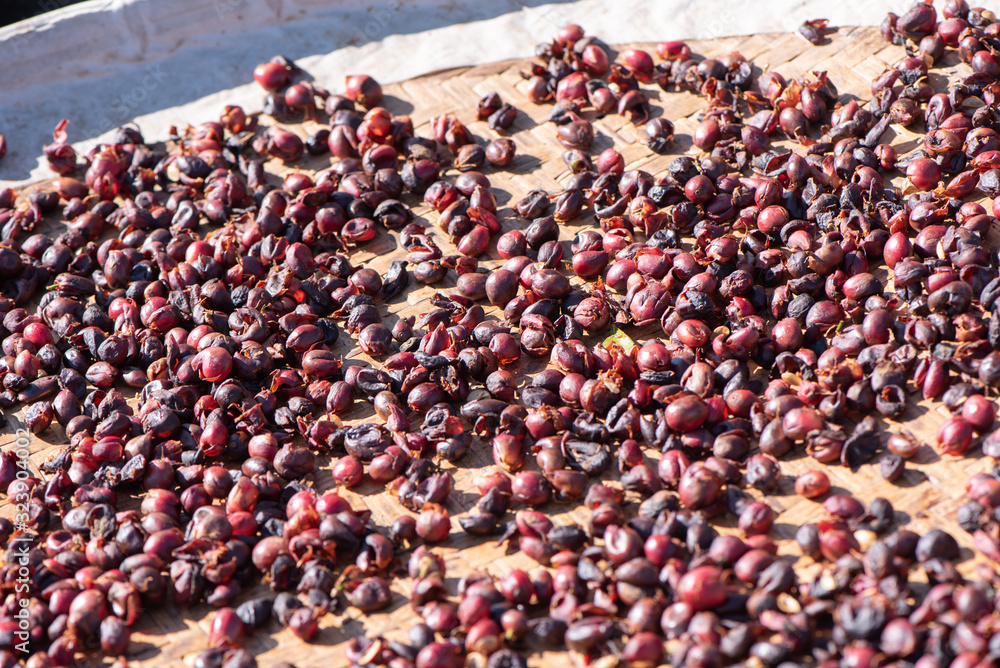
4 1 1000 666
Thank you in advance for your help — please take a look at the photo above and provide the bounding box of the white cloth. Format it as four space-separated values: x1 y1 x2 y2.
0 0 905 186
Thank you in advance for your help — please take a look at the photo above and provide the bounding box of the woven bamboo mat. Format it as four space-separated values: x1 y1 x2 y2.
0 24 990 668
